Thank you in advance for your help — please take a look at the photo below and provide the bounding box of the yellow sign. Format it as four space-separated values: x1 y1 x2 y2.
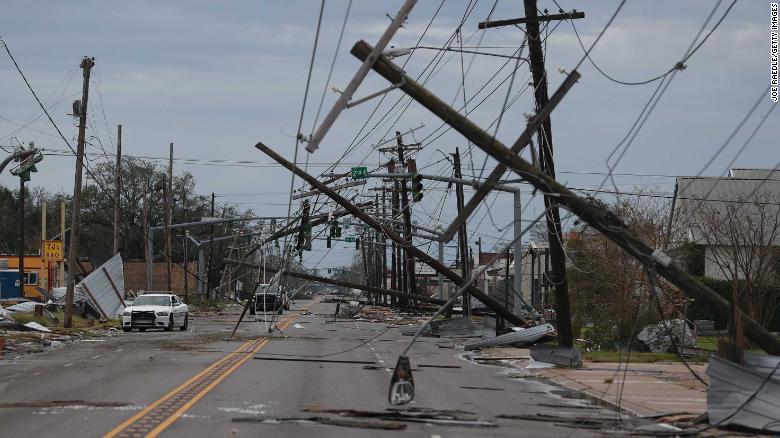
43 240 64 262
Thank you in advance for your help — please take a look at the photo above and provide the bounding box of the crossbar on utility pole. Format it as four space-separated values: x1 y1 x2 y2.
349 40 780 356
256 142 529 327
478 11 584 29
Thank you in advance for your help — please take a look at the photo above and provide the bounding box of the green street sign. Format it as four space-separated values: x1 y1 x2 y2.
344 236 356 243
351 166 368 179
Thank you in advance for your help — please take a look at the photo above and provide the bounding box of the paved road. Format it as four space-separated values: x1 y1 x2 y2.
0 300 614 437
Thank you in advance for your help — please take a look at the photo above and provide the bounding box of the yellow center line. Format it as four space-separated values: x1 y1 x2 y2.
103 311 302 438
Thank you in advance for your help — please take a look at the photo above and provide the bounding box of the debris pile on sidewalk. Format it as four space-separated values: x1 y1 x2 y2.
636 319 696 353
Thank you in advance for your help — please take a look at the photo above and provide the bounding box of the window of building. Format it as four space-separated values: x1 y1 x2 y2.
24 272 38 285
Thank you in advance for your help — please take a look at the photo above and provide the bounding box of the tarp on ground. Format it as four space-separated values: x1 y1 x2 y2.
78 254 126 319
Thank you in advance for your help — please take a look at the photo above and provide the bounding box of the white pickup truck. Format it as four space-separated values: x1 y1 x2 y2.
121 293 189 332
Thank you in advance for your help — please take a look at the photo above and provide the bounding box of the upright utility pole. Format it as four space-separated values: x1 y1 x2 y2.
65 56 94 328
165 143 173 292
522 0 573 347
395 131 417 300
143 193 151 290
207 192 215 295
113 124 122 255
59 201 65 287
453 148 471 316
18 177 25 290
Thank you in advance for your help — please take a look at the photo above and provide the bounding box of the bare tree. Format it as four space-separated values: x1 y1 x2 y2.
692 191 780 328
567 190 685 347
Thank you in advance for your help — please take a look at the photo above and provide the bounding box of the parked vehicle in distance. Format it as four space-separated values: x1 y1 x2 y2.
249 283 287 315
121 293 188 332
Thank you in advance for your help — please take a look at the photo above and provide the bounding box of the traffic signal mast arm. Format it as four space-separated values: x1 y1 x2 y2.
349 39 780 355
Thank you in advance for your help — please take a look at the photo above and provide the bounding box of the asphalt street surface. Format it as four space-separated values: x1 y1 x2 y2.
0 300 615 437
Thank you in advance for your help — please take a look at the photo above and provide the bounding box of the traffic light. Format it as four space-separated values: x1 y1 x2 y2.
410 172 423 202
11 150 43 182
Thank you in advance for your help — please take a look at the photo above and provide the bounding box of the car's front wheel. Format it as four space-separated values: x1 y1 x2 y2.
122 327 132 332
165 316 174 331
180 313 188 331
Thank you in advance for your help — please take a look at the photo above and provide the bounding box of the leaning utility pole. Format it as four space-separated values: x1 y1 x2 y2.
165 143 173 292
112 124 122 255
349 39 780 355
395 131 417 300
453 148 471 316
65 56 94 328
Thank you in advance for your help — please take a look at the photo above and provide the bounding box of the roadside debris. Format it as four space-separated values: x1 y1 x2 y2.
530 344 582 368
464 323 555 350
232 415 407 430
636 319 696 353
400 317 484 338
304 407 497 428
707 352 780 432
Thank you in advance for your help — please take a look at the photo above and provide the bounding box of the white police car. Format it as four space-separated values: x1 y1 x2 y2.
121 293 189 332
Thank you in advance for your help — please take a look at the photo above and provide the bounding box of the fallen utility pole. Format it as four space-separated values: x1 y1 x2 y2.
350 40 780 355
65 56 94 328
224 258 444 306
256 142 528 327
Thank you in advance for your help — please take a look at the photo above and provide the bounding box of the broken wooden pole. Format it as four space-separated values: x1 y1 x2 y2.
255 143 529 328
350 39 780 356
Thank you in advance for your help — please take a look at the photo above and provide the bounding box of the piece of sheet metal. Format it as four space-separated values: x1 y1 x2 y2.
464 323 555 351
707 352 780 432
78 253 125 318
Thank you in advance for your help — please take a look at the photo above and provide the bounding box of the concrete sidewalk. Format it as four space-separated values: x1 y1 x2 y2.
475 347 708 417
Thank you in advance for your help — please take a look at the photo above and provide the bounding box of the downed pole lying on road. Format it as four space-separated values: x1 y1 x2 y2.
255 143 530 328
350 39 780 356
224 258 445 306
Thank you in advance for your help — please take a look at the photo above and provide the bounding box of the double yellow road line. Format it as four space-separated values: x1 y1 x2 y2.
104 312 299 438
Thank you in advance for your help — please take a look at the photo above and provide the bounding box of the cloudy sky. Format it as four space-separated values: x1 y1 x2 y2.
0 1 776 268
